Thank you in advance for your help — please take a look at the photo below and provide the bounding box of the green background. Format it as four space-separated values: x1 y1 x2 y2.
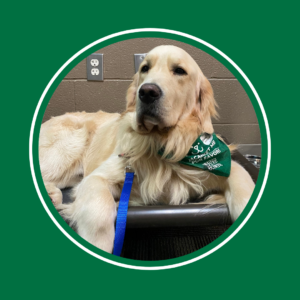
1 1 298 299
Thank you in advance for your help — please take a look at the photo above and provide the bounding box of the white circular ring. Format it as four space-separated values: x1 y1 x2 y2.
29 28 271 270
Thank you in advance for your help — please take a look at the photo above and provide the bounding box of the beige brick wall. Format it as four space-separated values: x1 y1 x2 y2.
43 38 260 144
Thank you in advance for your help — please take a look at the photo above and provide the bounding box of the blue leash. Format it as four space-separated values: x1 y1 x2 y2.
113 167 135 256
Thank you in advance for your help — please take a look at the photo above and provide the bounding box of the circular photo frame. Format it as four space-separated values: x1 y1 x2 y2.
29 28 271 270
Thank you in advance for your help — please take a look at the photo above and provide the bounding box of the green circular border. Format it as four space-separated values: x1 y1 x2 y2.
31 30 268 268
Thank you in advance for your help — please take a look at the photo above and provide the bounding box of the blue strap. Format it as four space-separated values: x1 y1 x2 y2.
113 172 134 256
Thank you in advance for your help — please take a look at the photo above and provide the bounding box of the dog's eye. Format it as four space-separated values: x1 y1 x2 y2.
141 65 149 73
174 67 187 75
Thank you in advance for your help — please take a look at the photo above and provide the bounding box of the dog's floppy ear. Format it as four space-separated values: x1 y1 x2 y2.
126 72 139 111
196 76 219 134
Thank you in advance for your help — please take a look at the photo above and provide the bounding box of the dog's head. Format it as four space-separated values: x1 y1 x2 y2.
126 45 218 135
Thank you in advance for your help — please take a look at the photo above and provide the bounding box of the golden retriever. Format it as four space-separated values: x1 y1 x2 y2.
39 45 255 253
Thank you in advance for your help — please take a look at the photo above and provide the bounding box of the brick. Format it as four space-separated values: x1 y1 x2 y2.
43 81 75 122
74 80 130 113
210 80 258 124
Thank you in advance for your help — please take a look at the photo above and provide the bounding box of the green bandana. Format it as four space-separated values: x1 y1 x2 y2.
179 133 231 177
159 133 231 177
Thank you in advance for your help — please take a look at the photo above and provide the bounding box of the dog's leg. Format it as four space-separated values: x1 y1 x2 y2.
225 161 255 221
44 182 63 206
39 115 88 206
203 194 226 204
60 175 117 253
59 155 125 253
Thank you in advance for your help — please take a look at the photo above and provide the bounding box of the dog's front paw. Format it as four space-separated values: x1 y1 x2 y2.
45 183 63 206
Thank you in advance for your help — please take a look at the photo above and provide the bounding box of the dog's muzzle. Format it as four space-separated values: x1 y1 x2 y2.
137 83 164 133
139 83 162 104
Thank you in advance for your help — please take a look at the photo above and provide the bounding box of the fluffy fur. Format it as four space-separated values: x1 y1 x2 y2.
39 45 255 253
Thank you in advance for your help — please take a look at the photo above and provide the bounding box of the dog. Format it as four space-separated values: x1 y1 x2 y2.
39 45 255 253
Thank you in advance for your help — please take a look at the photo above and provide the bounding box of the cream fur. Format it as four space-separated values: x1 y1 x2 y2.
39 45 255 253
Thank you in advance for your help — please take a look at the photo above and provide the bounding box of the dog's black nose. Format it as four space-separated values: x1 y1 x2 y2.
139 84 162 104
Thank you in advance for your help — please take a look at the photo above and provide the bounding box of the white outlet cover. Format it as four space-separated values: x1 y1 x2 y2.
91 68 99 75
91 59 99 67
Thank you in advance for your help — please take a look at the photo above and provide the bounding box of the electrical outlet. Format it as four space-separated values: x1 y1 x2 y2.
87 53 103 81
90 59 99 67
134 53 147 73
91 68 99 75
